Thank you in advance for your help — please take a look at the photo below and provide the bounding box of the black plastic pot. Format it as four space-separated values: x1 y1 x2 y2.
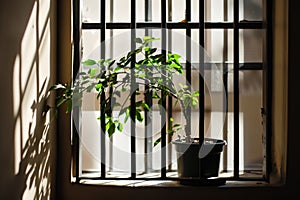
173 138 226 178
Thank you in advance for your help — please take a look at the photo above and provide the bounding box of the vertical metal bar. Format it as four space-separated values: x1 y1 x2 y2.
130 0 137 179
186 0 191 21
73 0 81 183
167 0 173 171
168 0 172 22
161 0 167 178
108 0 114 173
199 0 205 179
167 80 173 171
144 0 153 174
265 0 273 181
233 0 240 179
222 0 229 173
145 0 152 22
100 0 106 179
186 1 192 139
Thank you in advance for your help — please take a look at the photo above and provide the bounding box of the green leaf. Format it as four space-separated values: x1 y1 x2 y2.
135 37 143 44
152 92 160 99
193 91 200 97
98 59 105 65
173 123 181 128
117 123 123 132
136 110 144 122
66 101 73 113
78 72 86 76
144 36 159 42
82 59 97 66
124 108 130 123
56 98 67 108
88 68 98 77
108 122 116 137
113 102 121 108
114 66 122 72
143 36 151 41
149 48 157 55
144 46 150 52
172 54 181 60
108 60 116 68
95 83 102 91
141 103 150 111
154 137 161 147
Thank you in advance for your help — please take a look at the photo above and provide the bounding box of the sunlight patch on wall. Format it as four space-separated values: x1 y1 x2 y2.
12 0 53 199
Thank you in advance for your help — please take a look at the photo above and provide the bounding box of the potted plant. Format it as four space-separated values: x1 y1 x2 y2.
49 36 226 183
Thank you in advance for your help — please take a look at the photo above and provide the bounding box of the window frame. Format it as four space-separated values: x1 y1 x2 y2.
71 0 273 184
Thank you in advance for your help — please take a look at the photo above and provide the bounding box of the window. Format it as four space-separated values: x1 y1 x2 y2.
72 0 272 184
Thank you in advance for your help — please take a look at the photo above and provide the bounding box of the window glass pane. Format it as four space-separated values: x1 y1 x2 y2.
239 70 263 178
239 0 263 21
168 0 186 22
106 0 131 22
136 0 161 22
81 96 101 175
205 0 234 22
239 29 263 62
82 30 100 61
82 0 100 22
205 29 234 63
191 0 199 22
105 29 131 59
136 0 146 22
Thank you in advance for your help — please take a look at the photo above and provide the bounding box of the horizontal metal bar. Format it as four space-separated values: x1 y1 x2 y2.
77 176 265 182
239 63 263 70
82 22 264 30
180 62 263 70
82 23 102 29
137 22 161 28
107 23 131 29
238 20 265 29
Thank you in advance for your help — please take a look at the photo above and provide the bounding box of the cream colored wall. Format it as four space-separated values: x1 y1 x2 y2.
271 0 289 184
0 0 57 199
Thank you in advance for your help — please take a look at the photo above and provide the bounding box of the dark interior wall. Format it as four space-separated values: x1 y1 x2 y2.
287 0 300 188
0 0 57 199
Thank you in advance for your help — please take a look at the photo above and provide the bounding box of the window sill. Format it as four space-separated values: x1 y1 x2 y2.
76 179 277 188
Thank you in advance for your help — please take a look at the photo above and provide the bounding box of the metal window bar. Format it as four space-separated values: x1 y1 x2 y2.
82 22 264 30
199 0 205 179
130 0 137 179
167 0 173 172
161 0 167 179
100 0 106 179
265 0 273 181
73 0 81 183
144 0 153 174
186 0 192 141
233 0 240 179
74 0 271 183
108 0 114 173
222 0 229 173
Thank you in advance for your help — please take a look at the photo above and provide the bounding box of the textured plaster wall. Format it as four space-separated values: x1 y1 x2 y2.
0 0 57 199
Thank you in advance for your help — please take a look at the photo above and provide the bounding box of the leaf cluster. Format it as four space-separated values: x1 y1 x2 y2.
49 36 199 143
